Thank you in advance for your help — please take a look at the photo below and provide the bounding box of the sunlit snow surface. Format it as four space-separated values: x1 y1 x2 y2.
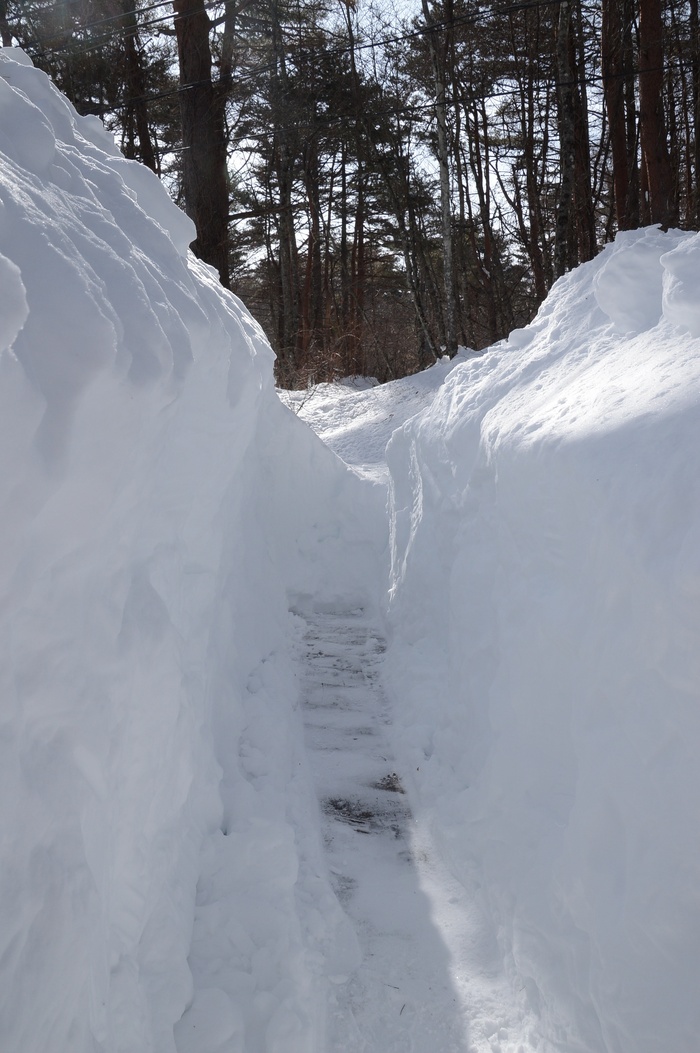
384 229 700 1053
280 359 466 484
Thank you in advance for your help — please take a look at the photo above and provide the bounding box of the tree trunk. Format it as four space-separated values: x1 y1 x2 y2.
421 0 456 354
173 0 230 286
623 0 641 226
508 11 549 300
572 0 595 258
351 167 366 375
690 0 700 225
555 0 576 277
602 0 631 228
0 0 12 46
639 0 676 228
301 135 323 363
122 0 156 172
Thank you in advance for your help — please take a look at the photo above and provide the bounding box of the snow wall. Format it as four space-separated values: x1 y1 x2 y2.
0 50 385 1052
386 225 700 1053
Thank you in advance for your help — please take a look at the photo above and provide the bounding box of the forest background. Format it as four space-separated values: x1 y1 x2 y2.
2 0 697 386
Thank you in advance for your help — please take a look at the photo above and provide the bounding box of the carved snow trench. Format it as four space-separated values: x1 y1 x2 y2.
296 605 472 1053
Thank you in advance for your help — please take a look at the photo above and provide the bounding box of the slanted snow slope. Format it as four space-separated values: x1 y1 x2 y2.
384 226 700 1053
280 356 466 484
0 48 385 1053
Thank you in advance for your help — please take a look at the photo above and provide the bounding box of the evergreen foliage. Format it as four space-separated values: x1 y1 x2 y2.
7 0 699 384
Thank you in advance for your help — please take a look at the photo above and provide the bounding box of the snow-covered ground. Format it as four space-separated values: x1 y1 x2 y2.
2 45 700 1053
280 357 466 484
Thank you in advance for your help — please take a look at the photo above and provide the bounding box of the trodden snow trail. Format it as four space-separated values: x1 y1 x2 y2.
294 602 540 1053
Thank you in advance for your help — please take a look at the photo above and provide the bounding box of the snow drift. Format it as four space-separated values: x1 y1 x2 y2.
0 48 384 1053
386 225 700 1052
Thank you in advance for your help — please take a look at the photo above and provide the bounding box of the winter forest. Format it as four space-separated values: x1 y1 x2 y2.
5 0 699 382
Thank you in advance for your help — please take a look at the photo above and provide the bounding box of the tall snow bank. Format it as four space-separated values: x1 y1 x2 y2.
386 226 700 1053
0 49 384 1053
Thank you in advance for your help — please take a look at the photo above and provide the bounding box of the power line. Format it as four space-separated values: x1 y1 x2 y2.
17 0 568 64
11 0 690 131
317 0 563 57
17 0 682 88
24 0 174 40
101 51 686 128
22 0 222 59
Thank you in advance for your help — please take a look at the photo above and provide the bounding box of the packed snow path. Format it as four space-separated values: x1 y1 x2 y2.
295 604 468 1052
295 603 533 1053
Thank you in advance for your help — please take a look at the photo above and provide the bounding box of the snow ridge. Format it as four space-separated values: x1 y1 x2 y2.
0 47 386 1053
384 226 700 1053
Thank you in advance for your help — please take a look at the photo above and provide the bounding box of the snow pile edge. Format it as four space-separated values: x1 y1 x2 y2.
0 49 385 1053
385 226 700 1053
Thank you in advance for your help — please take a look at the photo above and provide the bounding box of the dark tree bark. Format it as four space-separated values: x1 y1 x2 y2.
269 0 301 377
121 0 156 172
0 0 12 46
638 0 676 228
173 0 230 286
690 0 700 225
301 133 324 363
351 165 367 375
572 0 595 259
378 151 438 361
421 0 457 354
602 0 631 228
508 8 549 300
467 97 499 342
343 9 367 373
623 0 641 225
555 0 577 276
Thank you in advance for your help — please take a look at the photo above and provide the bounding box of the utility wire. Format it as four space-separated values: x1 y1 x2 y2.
16 0 586 62
22 0 224 58
98 51 684 125
12 0 689 125
20 0 174 39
